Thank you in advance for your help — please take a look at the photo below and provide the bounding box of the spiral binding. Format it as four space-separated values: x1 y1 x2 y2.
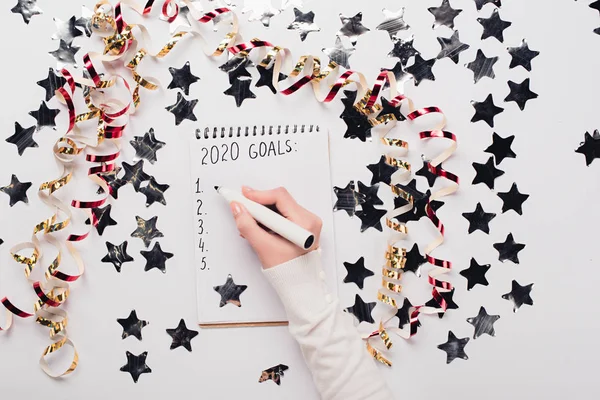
195 124 320 139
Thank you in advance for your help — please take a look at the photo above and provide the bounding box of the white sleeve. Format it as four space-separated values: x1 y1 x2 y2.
263 250 394 400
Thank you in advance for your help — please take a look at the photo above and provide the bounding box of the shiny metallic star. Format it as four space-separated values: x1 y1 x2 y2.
504 78 538 111
11 0 43 24
387 35 419 66
243 3 280 27
428 0 462 30
165 92 198 125
51 16 83 46
345 294 376 324
0 174 32 207
166 319 198 352
375 8 409 40
37 68 67 101
75 6 94 37
90 204 118 235
465 49 498 83
130 128 165 164
575 130 600 166
6 122 37 155
493 233 526 263
381 62 413 93
337 12 370 45
167 61 200 95
475 0 502 10
255 65 287 94
101 241 134 272
48 40 80 68
507 39 539 72
139 177 170 207
224 77 256 107
131 215 164 247
502 280 534 312
120 351 152 383
437 331 469 364
287 8 320 41
478 9 512 42
121 160 151 191
333 181 365 216
467 307 500 339
28 101 60 131
436 30 470 64
214 274 248 307
471 94 504 128
117 310 149 341
322 37 355 69
140 242 173 273
405 54 436 86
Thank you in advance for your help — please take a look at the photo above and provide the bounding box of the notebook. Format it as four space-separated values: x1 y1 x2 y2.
189 124 337 327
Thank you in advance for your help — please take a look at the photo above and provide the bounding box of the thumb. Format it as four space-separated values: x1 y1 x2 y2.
230 201 271 248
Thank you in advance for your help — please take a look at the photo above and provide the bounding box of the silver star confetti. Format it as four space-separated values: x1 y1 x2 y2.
243 2 280 27
11 0 42 24
130 128 165 164
387 35 419 65
465 49 498 83
466 306 500 339
428 0 462 30
287 8 320 41
49 40 80 69
436 30 470 64
0 174 32 207
322 37 355 69
52 16 83 46
165 92 198 125
75 6 94 37
337 12 370 46
375 8 409 40
131 216 164 248
213 274 248 307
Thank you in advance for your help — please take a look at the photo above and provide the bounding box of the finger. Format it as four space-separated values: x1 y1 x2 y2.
242 186 298 217
230 202 273 249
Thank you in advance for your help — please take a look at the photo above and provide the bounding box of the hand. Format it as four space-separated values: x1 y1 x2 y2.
230 186 322 269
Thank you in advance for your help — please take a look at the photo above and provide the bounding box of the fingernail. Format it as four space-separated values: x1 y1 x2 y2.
231 202 242 216
242 186 253 193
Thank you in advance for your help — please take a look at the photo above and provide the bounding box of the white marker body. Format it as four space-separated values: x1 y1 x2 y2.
217 187 315 250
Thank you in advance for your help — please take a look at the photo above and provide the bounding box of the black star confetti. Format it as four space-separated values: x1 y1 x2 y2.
219 56 253 83
101 241 134 273
575 130 600 166
436 30 470 64
425 288 459 318
467 306 500 339
387 35 419 66
428 0 462 29
97 167 126 199
49 40 80 68
355 204 387 233
120 351 152 383
259 364 289 386
493 233 526 264
6 122 37 155
166 319 198 352
497 183 529 215
167 61 200 95
337 12 370 45
471 94 504 128
438 331 469 364
340 90 373 141
117 310 149 341
139 177 169 207
333 181 365 216
381 62 413 93
416 161 439 187
591 0 600 14
405 54 436 86
51 16 83 45
485 132 516 165
37 68 66 101
28 101 60 131
395 298 420 329
121 160 151 191
393 180 445 223
376 8 409 40
477 9 512 42
367 155 398 185
165 92 198 125
90 204 117 235
466 49 498 83
507 39 539 72
462 202 496 234
322 37 355 69
224 77 256 107
255 65 287 94
504 78 538 111
472 156 505 189
379 97 405 122
357 181 383 206
140 242 173 273
75 6 93 37
131 215 164 248
460 258 490 290
0 174 31 207
343 257 374 289
502 280 534 312
214 274 248 307
475 0 502 10
345 294 376 324
11 0 42 24
403 243 427 275
287 8 320 41
130 128 165 164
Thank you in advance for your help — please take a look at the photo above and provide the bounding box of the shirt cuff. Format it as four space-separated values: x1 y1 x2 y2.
262 251 333 323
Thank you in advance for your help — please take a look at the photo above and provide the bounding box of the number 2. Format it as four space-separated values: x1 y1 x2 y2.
196 199 203 215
